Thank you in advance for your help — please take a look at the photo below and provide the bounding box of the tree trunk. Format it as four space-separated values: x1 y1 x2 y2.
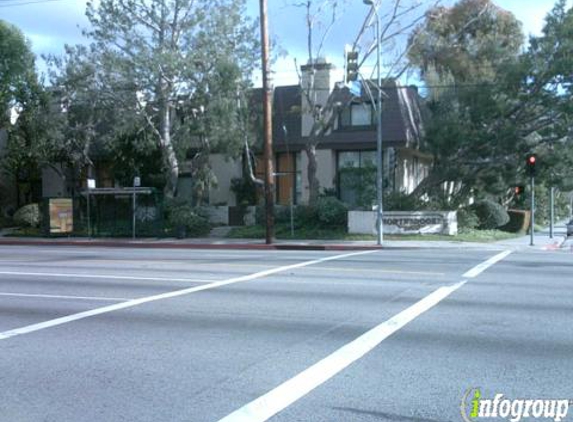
159 99 179 199
305 144 320 206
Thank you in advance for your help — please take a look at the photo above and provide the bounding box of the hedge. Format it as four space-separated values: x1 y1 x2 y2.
471 199 510 230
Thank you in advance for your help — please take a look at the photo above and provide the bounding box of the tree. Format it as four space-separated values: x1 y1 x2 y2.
0 21 64 204
0 20 36 126
408 0 573 207
293 0 436 205
408 0 523 84
52 0 259 198
406 0 523 205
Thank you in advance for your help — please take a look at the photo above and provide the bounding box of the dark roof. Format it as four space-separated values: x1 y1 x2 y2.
251 80 425 152
273 85 301 144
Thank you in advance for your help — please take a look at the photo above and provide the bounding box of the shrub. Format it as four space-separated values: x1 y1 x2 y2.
167 204 210 237
457 207 480 230
13 203 41 228
274 206 292 224
294 205 319 227
230 177 258 206
470 199 510 230
316 196 347 228
255 199 347 229
501 209 530 233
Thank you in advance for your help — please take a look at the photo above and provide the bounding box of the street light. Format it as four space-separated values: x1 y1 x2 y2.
363 0 383 245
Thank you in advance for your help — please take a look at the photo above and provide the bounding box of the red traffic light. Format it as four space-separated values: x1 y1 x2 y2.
526 154 537 177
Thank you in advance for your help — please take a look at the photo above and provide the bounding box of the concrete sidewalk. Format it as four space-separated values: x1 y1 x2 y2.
0 234 509 251
494 224 568 250
0 225 568 251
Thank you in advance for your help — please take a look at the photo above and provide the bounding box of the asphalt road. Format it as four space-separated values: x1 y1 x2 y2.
0 243 571 422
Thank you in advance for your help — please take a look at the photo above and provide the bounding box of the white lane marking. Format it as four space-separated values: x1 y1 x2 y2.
0 271 217 284
0 292 129 302
462 250 512 278
0 250 377 341
216 250 514 422
216 281 467 422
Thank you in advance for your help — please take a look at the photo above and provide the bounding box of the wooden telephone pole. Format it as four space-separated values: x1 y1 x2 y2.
260 0 274 244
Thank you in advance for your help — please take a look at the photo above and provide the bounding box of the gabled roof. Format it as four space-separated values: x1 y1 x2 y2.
322 79 426 150
273 85 302 145
250 80 426 152
249 85 302 147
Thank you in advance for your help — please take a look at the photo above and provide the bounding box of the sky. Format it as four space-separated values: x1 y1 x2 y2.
0 0 570 86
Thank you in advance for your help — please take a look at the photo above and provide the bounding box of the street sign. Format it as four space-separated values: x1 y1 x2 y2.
87 179 96 189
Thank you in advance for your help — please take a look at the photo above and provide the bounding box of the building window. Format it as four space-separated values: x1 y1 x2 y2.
339 103 374 128
276 152 301 205
338 150 377 207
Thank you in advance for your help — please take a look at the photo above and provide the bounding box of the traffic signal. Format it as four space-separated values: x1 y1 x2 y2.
514 185 525 196
526 154 537 177
346 50 359 82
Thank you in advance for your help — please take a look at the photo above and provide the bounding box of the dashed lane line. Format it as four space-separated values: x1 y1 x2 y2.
0 292 130 302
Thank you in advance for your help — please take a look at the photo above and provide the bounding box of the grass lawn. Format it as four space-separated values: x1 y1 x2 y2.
227 224 521 243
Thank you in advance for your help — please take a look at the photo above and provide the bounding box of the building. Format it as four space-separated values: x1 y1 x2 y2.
208 60 431 208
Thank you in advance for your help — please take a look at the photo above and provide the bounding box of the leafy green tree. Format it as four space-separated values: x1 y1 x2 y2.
0 21 66 202
0 20 36 126
408 0 523 85
408 0 573 207
53 0 260 198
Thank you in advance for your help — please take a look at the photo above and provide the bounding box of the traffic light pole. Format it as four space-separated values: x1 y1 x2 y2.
530 175 535 246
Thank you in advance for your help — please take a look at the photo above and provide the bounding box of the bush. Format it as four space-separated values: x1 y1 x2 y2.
167 204 210 237
294 205 319 227
316 196 347 227
255 205 289 225
501 209 530 233
254 198 347 230
230 177 258 206
13 203 41 228
457 207 480 230
470 199 510 230
274 206 293 224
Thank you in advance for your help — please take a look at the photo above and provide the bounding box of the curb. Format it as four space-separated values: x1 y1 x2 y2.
541 235 568 250
0 239 383 252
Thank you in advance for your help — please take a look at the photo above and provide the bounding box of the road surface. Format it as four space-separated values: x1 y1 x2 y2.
0 244 571 422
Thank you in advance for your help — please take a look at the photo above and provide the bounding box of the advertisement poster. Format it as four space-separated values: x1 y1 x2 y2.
49 198 73 234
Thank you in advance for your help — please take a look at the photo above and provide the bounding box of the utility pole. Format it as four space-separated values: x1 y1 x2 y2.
260 0 274 244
